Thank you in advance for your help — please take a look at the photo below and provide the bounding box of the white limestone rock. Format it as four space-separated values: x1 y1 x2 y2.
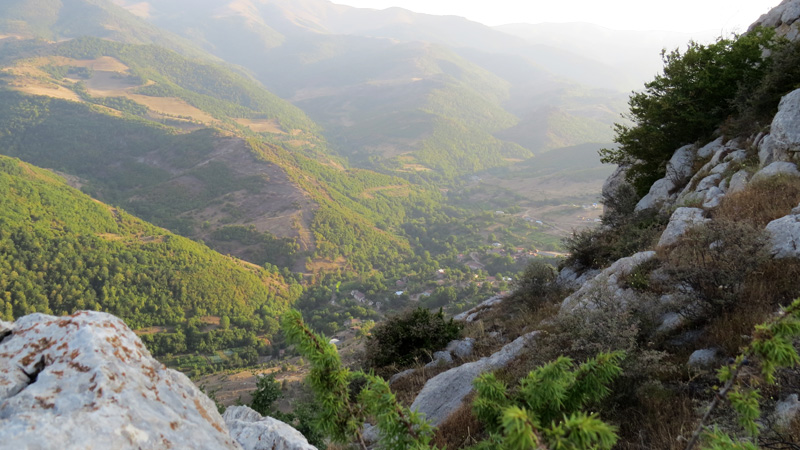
425 351 454 368
560 251 656 313
657 312 686 334
728 170 751 194
389 369 417 386
702 186 725 209
752 161 800 183
223 406 317 450
601 164 632 215
556 266 600 290
410 332 539 426
760 89 800 163
766 206 800 258
773 394 800 429
688 348 719 371
446 338 475 360
697 137 723 159
0 311 241 450
635 144 697 212
453 295 505 322
658 208 709 247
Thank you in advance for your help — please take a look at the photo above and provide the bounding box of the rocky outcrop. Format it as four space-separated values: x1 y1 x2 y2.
766 204 800 258
560 251 656 313
635 144 697 212
0 311 241 449
410 332 539 426
223 406 317 450
687 348 719 371
453 294 505 322
658 207 709 247
601 164 632 215
751 0 800 40
773 394 800 429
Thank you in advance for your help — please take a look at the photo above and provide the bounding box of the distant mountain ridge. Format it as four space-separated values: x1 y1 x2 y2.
110 0 623 173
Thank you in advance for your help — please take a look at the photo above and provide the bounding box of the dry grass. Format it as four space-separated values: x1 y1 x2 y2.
432 395 484 449
235 118 285 134
614 393 698 450
715 174 800 227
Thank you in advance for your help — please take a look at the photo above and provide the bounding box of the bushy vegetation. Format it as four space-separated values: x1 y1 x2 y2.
0 155 297 353
364 307 462 372
600 28 779 195
472 352 624 450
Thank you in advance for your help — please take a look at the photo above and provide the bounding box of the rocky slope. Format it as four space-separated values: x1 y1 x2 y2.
0 311 315 450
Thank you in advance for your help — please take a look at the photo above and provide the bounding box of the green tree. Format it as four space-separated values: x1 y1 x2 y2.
250 373 282 417
600 28 777 195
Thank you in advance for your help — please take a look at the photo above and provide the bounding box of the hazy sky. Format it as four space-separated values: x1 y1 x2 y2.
331 0 782 34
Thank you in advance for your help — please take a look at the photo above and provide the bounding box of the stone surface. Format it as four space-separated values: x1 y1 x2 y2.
697 137 723 159
601 164 632 216
702 186 725 209
389 369 417 386
635 144 697 212
453 295 505 322
560 251 656 313
687 348 719 371
753 161 800 183
766 207 800 258
728 170 751 194
410 332 539 426
446 338 475 360
0 311 241 450
658 208 708 247
223 406 317 450
773 394 800 429
760 89 800 163
425 351 454 368
657 312 685 334
752 0 800 34
556 266 600 290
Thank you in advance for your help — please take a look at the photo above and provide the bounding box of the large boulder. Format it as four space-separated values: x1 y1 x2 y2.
410 332 539 427
759 89 800 163
765 204 800 258
751 0 800 38
658 208 709 247
223 406 317 450
0 311 241 449
560 251 656 313
752 161 800 183
601 164 632 216
635 144 697 212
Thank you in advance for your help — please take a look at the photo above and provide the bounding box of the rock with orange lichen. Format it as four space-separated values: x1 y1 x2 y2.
0 311 241 449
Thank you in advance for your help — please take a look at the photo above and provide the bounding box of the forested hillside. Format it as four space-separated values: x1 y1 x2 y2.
0 155 300 368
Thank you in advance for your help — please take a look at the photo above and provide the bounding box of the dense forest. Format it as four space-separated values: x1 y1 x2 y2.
0 155 300 365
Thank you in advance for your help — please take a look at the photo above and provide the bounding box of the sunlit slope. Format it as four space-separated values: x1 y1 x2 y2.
0 154 297 331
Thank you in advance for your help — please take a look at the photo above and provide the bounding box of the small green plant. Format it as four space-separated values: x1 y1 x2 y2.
471 351 625 450
364 307 462 371
250 373 282 417
684 298 800 450
282 310 437 450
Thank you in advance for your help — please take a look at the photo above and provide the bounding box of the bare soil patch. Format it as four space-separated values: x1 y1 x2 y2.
235 118 285 134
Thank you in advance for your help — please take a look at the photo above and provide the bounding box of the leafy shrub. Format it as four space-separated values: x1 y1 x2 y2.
728 36 800 135
364 307 462 371
563 208 667 270
250 373 282 417
601 28 778 195
662 220 769 316
471 351 624 450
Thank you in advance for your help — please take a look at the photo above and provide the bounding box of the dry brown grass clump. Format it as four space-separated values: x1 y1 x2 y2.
715 174 800 227
432 396 484 449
